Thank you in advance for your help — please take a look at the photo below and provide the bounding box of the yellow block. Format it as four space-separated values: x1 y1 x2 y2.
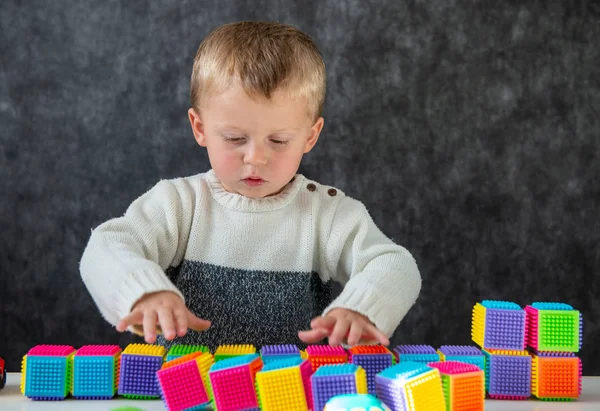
122 343 166 357
355 366 368 394
404 368 446 411
256 366 307 411
471 303 486 347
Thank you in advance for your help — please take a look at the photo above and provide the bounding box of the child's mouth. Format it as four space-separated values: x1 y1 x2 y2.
243 177 265 187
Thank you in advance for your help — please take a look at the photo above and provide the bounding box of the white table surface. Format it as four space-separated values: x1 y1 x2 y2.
1 373 599 410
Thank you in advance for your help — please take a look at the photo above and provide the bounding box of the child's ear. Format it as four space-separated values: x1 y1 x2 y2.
304 116 324 153
188 108 207 147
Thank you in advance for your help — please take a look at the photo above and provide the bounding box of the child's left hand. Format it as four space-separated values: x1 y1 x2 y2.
298 308 390 347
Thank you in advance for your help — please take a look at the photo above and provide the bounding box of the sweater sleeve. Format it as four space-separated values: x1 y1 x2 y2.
79 178 196 327
321 196 422 337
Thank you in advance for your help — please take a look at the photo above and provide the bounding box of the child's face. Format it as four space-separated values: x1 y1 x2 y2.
189 85 324 198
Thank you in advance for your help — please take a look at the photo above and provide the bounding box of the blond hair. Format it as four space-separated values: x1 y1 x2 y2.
190 21 326 121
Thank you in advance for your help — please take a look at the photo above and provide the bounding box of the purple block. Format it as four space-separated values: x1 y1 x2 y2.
484 309 526 350
375 376 406 411
532 350 576 358
74 396 112 400
438 345 481 356
118 354 163 397
312 374 359 411
488 354 531 398
351 354 393 395
261 344 299 355
30 396 65 401
394 345 436 354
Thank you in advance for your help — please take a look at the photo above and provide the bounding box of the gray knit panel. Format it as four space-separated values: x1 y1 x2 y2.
158 260 332 350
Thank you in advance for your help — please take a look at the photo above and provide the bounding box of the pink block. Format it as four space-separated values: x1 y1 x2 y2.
299 359 314 410
305 345 347 356
77 345 121 356
158 361 209 411
27 345 75 356
525 306 539 350
428 361 481 375
210 365 258 411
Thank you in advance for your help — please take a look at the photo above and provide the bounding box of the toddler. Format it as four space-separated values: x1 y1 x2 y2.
80 21 421 350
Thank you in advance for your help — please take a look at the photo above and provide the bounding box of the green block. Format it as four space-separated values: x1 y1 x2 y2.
538 310 580 352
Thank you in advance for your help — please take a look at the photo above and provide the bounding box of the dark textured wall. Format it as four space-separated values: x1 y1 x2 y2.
1 0 599 374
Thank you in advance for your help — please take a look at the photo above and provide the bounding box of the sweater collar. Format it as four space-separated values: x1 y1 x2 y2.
205 169 305 212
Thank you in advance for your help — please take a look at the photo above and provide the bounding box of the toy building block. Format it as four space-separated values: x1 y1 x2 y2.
471 300 527 351
482 349 531 400
0 357 6 390
428 361 485 411
311 363 367 411
72 345 121 399
530 351 582 401
166 344 210 362
375 361 446 411
118 343 165 399
255 357 313 411
437 345 485 370
214 344 256 362
157 351 215 411
393 344 440 364
20 345 76 400
209 353 263 411
348 345 394 395
525 302 582 352
305 345 348 372
260 344 301 364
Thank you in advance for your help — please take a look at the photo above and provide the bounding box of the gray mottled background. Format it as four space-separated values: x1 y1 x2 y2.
1 0 599 374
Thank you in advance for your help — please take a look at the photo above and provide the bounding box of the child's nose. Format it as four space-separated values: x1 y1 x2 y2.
243 143 268 166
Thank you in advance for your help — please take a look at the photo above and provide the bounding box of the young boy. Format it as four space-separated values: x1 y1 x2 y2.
80 21 421 350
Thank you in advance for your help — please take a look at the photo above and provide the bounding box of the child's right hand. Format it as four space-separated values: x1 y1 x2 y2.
116 291 211 344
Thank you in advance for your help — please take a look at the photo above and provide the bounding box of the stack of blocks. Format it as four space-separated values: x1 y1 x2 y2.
375 361 446 411
118 343 165 399
471 300 531 400
260 344 301 364
526 302 582 401
214 344 256 362
166 344 209 362
255 357 313 410
305 345 348 372
208 353 263 411
156 351 215 411
72 345 121 399
311 364 367 411
428 361 485 411
393 345 440 364
348 345 394 394
437 345 485 371
21 345 75 400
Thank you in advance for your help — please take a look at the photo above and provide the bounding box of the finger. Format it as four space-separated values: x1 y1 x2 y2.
310 316 336 330
186 312 211 332
363 323 390 346
329 318 350 346
157 309 176 340
347 321 364 346
117 311 143 332
298 328 329 344
173 309 188 337
143 311 158 344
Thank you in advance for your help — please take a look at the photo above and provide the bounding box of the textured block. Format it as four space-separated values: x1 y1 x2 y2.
255 357 313 411
311 364 367 411
157 352 215 411
166 344 210 362
429 361 485 411
525 303 581 352
437 345 485 370
393 344 440 364
472 301 527 351
20 345 76 400
483 349 531 399
260 344 301 364
375 362 445 411
305 345 348 372
531 352 581 400
209 354 263 411
73 345 121 399
349 345 394 394
118 344 165 398
214 344 256 361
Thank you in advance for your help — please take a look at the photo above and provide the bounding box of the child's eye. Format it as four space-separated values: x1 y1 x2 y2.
223 136 246 143
270 139 289 145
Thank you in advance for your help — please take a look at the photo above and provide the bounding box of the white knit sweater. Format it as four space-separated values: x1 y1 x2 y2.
80 170 421 348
